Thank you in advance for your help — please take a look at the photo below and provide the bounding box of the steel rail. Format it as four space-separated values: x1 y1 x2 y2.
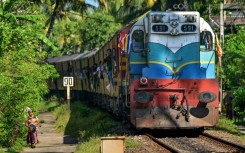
201 133 245 151
145 133 180 153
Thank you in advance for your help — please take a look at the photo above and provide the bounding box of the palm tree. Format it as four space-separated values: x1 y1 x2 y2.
98 0 109 12
98 0 158 24
44 0 97 38
98 0 189 24
38 0 98 53
45 0 60 38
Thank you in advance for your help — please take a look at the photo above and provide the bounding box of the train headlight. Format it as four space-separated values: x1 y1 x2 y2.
198 91 216 103
152 15 163 23
140 77 148 86
187 15 196 22
134 91 153 104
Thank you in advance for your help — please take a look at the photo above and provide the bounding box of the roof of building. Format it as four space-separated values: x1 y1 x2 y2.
224 2 244 10
210 16 245 28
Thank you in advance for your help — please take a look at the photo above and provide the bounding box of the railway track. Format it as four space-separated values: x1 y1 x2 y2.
145 133 180 153
145 132 245 153
200 133 245 152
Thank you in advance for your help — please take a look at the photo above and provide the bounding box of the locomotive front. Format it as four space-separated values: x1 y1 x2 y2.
128 11 219 129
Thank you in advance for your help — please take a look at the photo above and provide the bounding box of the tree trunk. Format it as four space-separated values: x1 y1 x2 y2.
46 1 60 38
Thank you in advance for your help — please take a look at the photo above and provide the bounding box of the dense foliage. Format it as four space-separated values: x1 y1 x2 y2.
50 12 122 55
79 12 122 51
223 26 245 116
98 0 224 23
0 0 58 147
223 26 245 88
232 86 245 117
49 18 82 56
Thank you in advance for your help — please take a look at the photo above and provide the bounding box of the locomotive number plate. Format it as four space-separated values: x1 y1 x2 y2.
152 25 168 32
181 24 196 32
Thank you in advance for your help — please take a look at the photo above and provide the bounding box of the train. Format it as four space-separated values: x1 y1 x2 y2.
47 6 219 130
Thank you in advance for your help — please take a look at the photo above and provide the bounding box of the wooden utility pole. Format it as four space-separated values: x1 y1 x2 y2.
219 3 224 111
220 3 224 47
208 4 211 20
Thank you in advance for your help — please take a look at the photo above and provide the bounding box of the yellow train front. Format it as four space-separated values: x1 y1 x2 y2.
47 10 220 130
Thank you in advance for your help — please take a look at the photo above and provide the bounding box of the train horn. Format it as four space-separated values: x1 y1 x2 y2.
178 3 184 10
173 3 187 10
173 4 178 10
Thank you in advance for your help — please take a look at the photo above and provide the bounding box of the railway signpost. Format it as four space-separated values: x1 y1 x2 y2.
63 77 74 110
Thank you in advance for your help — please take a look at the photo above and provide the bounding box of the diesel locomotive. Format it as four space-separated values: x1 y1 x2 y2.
47 7 219 130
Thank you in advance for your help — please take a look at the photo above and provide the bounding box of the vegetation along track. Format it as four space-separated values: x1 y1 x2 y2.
145 132 245 153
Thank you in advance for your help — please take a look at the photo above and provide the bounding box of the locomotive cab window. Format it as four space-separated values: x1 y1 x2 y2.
200 31 213 51
132 30 144 52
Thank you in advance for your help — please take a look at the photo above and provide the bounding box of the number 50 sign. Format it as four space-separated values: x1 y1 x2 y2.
63 77 74 87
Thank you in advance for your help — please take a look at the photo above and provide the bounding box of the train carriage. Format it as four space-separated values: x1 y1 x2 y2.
47 8 219 130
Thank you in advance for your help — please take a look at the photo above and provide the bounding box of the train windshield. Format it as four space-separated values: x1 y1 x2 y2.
132 30 144 52
200 31 213 51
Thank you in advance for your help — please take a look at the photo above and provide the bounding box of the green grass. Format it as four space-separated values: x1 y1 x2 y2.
54 102 244 152
53 101 143 153
213 116 243 135
125 138 142 148
39 96 62 112
53 104 70 133
7 138 26 153
54 101 118 139
75 137 101 153
75 137 142 153
0 150 7 153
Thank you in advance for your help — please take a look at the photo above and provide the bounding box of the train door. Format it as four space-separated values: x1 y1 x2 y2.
129 26 146 81
129 26 145 125
130 26 145 52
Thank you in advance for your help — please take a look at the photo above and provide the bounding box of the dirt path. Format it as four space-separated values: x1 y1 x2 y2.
21 112 77 153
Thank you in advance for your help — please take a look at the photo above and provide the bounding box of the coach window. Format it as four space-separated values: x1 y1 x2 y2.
200 30 213 51
132 30 144 52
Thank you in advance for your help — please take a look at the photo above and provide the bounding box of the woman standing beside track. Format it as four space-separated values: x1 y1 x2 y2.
25 109 39 148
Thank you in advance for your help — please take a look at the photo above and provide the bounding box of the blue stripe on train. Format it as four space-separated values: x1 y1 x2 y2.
130 63 215 79
129 42 216 79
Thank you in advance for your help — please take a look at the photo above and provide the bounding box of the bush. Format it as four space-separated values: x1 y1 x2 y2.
7 138 26 153
39 96 65 112
214 117 241 135
232 86 245 116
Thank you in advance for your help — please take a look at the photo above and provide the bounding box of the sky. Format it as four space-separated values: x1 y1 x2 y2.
85 0 99 7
